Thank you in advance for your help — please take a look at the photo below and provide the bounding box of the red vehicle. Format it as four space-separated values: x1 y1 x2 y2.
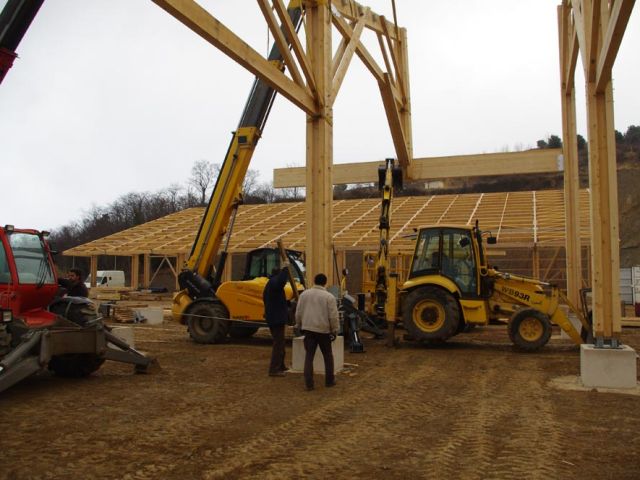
0 225 156 393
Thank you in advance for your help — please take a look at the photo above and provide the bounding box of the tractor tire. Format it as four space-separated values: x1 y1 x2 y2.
508 308 552 351
48 354 105 378
48 300 105 377
186 302 230 344
49 300 98 326
229 324 260 339
403 287 460 341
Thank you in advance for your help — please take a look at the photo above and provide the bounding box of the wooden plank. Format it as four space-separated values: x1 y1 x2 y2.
257 0 305 88
379 72 410 167
272 0 317 96
273 149 563 187
151 0 316 115
331 11 367 105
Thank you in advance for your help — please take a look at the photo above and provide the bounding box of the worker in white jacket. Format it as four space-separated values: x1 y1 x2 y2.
295 273 339 391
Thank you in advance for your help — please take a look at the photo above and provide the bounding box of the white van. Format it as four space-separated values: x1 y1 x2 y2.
85 270 126 288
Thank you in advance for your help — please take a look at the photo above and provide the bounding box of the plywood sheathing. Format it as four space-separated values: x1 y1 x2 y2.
64 189 591 258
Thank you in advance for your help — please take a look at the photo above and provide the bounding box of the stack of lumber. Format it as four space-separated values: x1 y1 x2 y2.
622 317 640 328
106 302 151 324
89 287 132 301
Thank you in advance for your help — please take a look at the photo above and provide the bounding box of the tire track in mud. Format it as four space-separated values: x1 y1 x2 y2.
196 353 434 479
415 354 569 480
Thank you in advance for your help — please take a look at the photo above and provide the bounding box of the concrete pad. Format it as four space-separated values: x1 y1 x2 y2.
580 344 638 389
549 375 640 396
135 307 164 325
291 335 344 373
110 326 135 349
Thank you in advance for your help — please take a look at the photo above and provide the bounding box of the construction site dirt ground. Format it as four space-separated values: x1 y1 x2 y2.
2 322 640 480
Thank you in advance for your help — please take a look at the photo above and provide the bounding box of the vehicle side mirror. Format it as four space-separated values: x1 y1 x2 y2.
487 236 497 245
458 237 470 248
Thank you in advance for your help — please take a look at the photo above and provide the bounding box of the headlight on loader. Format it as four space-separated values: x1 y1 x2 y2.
1 309 13 323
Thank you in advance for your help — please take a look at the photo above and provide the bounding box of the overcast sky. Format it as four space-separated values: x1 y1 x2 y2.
1 1 638 230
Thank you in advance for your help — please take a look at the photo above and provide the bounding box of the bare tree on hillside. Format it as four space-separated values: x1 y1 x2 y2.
189 160 216 204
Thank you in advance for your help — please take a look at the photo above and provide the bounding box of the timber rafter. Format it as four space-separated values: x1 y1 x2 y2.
151 0 412 166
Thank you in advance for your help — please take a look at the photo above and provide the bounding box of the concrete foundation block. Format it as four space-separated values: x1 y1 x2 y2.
580 344 638 389
292 335 344 373
110 326 135 349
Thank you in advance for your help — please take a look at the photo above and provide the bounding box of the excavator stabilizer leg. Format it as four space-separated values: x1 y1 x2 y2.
551 309 582 345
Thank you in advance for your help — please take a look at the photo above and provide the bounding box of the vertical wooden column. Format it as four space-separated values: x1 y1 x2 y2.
176 253 186 291
558 3 583 308
305 0 333 283
143 254 151 289
560 88 582 306
398 27 413 162
90 256 98 288
587 81 621 340
130 254 140 289
532 244 540 280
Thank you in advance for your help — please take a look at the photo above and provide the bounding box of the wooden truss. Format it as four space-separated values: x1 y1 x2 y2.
151 0 412 280
558 0 635 340
65 188 592 290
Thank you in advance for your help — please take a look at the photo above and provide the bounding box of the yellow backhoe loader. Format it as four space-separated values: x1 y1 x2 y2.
373 160 591 351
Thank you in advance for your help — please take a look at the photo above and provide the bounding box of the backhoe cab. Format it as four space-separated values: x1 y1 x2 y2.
0 225 156 394
174 246 305 344
398 223 589 351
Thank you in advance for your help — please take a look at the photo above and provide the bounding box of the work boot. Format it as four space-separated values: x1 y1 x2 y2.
269 371 286 377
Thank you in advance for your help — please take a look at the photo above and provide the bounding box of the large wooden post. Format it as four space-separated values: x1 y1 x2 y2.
131 254 140 289
558 3 583 307
143 254 151 289
587 81 621 340
305 0 333 283
89 255 98 288
560 86 582 307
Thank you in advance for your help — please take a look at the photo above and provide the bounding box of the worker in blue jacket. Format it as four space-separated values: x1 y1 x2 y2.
263 262 291 377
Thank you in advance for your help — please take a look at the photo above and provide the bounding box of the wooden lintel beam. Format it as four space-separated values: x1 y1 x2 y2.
273 149 563 187
330 11 367 105
331 0 400 40
272 0 318 97
257 0 305 89
379 73 410 167
595 0 635 93
152 0 317 115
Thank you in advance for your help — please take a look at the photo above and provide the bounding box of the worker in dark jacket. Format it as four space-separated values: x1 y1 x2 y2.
263 263 291 377
58 268 89 297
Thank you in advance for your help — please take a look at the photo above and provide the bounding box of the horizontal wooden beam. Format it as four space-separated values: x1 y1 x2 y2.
273 149 563 187
151 0 317 115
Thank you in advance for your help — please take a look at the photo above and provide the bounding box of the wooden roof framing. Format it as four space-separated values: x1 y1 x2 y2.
64 189 591 258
